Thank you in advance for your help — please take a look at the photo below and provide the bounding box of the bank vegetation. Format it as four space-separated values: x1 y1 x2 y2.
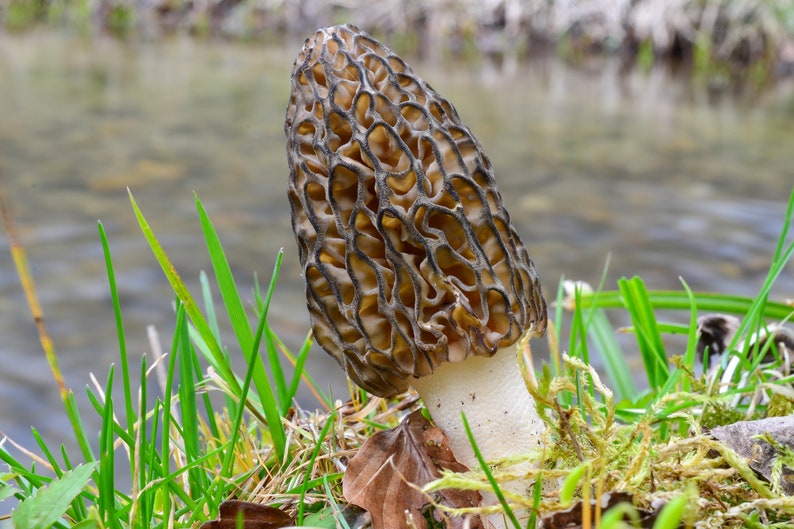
2 0 794 75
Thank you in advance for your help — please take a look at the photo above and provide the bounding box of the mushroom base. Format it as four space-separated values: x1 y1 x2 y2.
411 342 545 524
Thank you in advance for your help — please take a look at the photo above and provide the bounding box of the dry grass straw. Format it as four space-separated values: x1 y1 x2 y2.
205 377 422 523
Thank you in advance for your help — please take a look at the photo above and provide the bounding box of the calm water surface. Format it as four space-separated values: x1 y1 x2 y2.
1 34 793 466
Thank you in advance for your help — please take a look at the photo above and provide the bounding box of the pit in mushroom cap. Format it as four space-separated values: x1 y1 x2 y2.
285 24 547 398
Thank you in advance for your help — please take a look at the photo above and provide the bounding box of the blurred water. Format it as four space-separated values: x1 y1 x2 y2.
0 32 793 503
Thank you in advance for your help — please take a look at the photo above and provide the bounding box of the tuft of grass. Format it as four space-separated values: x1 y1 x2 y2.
0 191 388 528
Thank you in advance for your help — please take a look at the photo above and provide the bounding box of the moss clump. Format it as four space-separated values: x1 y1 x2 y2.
425 354 794 527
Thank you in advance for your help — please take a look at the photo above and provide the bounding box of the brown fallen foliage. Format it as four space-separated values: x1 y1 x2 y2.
199 500 293 529
343 410 489 529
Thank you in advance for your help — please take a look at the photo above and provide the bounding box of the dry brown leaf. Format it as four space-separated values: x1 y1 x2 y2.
199 500 293 529
343 410 488 529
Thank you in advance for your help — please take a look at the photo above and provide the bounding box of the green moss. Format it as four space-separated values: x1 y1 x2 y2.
767 392 794 417
700 402 752 430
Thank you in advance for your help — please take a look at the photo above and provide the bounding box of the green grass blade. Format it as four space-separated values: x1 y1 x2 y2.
728 193 794 352
296 410 337 525
196 197 288 460
574 290 793 320
214 313 270 512
248 280 287 462
128 189 239 394
58 447 88 522
569 284 590 365
63 390 95 463
278 329 331 410
263 325 289 414
136 353 151 529
176 301 208 500
30 427 63 478
571 285 595 412
194 195 282 434
198 268 236 422
258 251 289 414
769 187 794 265
0 452 51 491
286 331 317 407
159 304 184 525
200 270 223 343
98 366 117 529
567 284 592 414
284 473 344 496
322 477 351 529
526 471 543 529
618 277 669 390
559 462 587 506
194 195 254 352
552 277 566 376
588 307 635 401
460 412 521 529
98 221 134 438
653 491 688 529
679 278 699 394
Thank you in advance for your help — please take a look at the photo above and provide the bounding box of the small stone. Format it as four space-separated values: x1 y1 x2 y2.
711 416 794 495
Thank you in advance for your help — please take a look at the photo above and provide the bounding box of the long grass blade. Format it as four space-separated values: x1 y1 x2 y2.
296 410 336 525
567 284 593 414
128 189 239 393
248 276 287 462
98 367 117 529
30 427 62 478
258 251 290 414
159 303 185 525
589 306 635 401
460 412 522 529
176 302 207 500
194 195 284 444
728 190 794 352
618 277 669 391
214 309 271 512
135 353 150 529
200 270 223 343
286 331 327 410
64 390 96 462
98 221 134 438
679 278 699 393
194 196 254 360
769 187 794 264
573 290 793 319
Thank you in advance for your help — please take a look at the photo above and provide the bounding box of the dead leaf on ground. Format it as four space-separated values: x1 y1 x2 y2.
343 409 489 529
199 500 293 529
711 416 794 495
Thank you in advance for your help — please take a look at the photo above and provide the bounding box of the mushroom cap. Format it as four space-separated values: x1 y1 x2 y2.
285 24 547 397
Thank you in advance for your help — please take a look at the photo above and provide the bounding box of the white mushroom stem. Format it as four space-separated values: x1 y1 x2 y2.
411 339 545 527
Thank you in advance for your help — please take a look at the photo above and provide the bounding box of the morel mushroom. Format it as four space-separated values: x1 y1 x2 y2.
285 24 547 491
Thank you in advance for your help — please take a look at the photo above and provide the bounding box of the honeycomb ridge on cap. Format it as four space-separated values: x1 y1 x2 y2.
285 24 547 397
